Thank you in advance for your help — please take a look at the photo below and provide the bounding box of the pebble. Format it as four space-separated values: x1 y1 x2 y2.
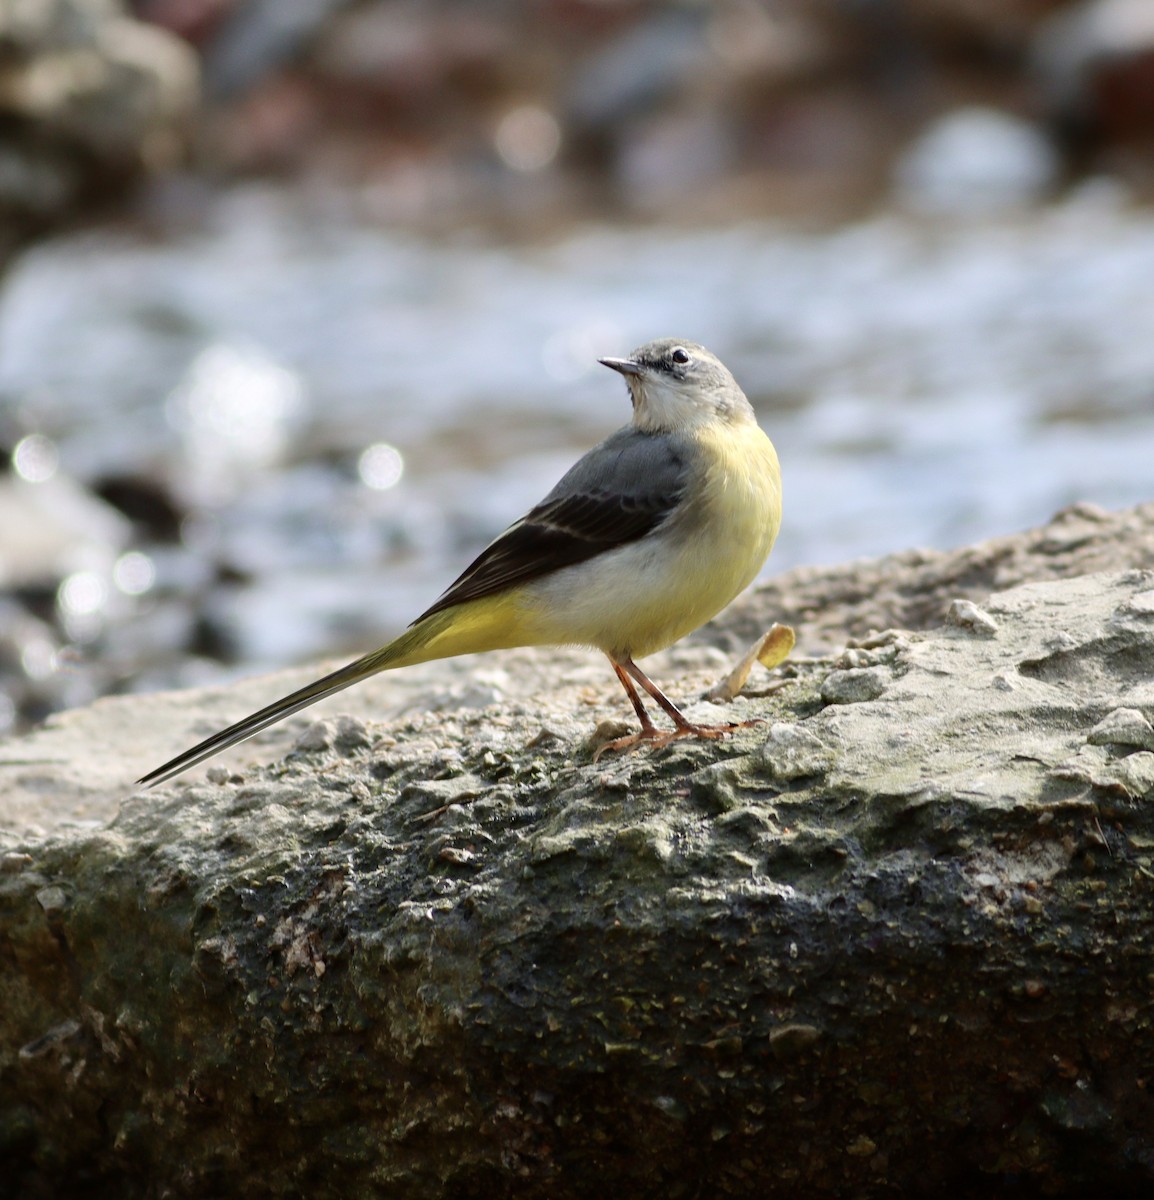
820 667 888 705
945 599 1000 636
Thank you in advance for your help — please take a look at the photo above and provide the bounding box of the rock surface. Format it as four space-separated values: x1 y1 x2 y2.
724 499 1154 655
4 499 1153 836
3 507 1154 1197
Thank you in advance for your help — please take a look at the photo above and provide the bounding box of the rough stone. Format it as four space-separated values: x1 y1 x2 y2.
1087 706 1154 751
3 563 1154 1197
723 499 1154 656
818 664 888 704
945 596 1000 635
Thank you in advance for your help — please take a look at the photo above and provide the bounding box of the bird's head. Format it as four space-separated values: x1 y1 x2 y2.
598 339 753 433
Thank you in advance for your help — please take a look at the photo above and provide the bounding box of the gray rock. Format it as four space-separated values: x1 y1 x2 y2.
721 499 1154 656
945 597 1000 635
819 664 888 704
3 565 1154 1196
753 721 835 781
1087 706 1154 750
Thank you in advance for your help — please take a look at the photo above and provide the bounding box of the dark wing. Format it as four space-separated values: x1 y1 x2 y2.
416 428 688 622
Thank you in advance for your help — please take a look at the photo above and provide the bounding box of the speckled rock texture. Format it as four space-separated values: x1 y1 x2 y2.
4 532 1154 1196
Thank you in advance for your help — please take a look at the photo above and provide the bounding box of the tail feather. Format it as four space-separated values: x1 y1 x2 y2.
136 616 450 789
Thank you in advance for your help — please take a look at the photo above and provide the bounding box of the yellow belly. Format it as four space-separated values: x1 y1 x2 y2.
517 420 781 659
389 419 781 669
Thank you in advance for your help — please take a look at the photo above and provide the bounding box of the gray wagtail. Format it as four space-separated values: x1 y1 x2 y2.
138 338 782 787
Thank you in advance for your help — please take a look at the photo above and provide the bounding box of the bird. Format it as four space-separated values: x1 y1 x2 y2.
137 338 782 788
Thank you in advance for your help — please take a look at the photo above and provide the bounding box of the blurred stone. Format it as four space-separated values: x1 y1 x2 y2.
200 0 355 100
1034 0 1154 146
0 472 130 589
0 464 142 727
0 0 116 53
614 110 736 210
136 0 241 47
566 11 710 131
107 0 1140 226
0 596 60 727
894 105 1059 213
312 3 513 97
93 474 183 542
705 2 833 85
0 0 198 240
901 0 1069 44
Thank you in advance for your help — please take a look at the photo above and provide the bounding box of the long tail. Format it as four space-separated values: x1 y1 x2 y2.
136 611 458 789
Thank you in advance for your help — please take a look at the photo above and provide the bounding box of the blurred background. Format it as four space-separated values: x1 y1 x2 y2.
1 0 1153 736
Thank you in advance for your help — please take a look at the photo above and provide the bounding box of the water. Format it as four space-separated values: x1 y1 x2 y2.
1 180 1153 715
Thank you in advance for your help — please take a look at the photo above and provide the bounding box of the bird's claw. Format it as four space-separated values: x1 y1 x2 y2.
592 717 762 762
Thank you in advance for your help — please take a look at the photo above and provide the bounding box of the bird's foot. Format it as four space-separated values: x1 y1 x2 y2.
592 718 762 762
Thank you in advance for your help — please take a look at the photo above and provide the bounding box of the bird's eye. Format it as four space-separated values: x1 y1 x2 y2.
671 347 690 365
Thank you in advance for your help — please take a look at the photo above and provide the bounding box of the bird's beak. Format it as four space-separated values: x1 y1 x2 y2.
598 356 644 377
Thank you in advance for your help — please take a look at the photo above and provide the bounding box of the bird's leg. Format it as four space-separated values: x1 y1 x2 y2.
612 660 661 737
594 655 760 760
593 659 660 761
623 658 701 732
